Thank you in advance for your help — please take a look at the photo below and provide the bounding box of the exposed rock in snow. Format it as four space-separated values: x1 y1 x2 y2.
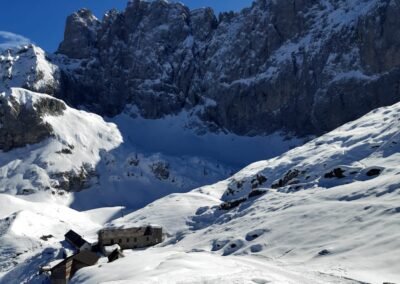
0 88 122 194
0 88 65 151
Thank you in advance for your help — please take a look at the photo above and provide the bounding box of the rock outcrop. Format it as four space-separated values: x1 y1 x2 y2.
0 88 65 151
58 9 100 59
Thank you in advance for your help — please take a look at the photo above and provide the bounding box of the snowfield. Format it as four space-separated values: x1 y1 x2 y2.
71 110 300 211
0 100 398 283
71 249 367 284
77 101 400 284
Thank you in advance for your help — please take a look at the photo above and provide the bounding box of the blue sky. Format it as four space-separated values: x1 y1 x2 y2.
0 0 252 52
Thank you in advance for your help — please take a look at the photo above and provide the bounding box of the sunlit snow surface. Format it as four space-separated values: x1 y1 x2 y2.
0 100 399 283
71 111 300 210
74 102 400 284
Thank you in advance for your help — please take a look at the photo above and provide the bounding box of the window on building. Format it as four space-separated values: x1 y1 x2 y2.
127 238 130 243
146 237 149 241
119 239 122 243
134 237 137 242
111 239 114 245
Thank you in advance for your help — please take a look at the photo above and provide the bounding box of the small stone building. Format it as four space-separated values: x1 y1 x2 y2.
108 248 124 263
98 225 163 250
50 250 100 284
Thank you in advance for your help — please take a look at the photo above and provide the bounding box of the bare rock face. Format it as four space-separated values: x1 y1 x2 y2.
52 0 400 136
51 163 96 192
357 1 400 73
0 89 66 151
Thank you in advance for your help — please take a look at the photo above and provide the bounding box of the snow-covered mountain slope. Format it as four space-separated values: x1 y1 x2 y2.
0 87 122 195
71 101 400 284
71 249 367 284
0 86 299 210
0 45 59 94
0 96 398 284
0 45 301 211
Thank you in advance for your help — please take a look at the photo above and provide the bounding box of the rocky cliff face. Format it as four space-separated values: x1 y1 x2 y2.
0 88 65 151
0 46 63 151
54 0 400 136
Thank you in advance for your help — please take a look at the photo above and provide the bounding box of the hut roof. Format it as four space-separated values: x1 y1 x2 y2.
50 255 74 271
65 230 88 248
50 251 99 273
74 251 100 266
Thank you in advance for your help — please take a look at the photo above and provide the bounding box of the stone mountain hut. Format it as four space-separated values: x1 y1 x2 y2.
98 225 163 250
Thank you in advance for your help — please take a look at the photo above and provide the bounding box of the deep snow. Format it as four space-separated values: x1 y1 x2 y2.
84 100 400 284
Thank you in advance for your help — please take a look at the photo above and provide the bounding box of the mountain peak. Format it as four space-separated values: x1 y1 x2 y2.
57 8 100 59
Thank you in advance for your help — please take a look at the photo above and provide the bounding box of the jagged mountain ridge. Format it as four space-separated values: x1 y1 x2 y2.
53 0 400 136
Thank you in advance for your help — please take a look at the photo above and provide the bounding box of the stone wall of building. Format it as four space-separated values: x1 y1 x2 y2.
98 226 163 250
